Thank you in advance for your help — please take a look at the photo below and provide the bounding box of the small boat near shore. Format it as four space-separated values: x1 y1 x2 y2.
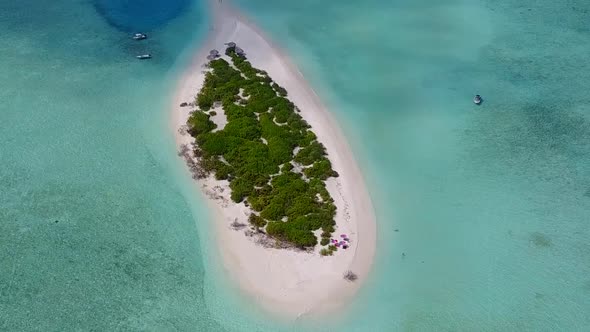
136 54 152 60
473 94 483 105
132 33 147 40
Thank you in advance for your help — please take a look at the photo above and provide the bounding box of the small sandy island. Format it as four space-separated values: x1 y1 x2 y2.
171 1 377 319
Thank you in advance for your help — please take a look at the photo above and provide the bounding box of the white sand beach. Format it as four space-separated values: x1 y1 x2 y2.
171 1 377 319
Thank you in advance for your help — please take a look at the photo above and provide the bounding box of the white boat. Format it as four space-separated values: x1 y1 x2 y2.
132 33 147 40
136 54 152 60
473 94 483 105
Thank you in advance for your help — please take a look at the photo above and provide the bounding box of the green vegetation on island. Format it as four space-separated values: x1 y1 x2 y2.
186 45 340 249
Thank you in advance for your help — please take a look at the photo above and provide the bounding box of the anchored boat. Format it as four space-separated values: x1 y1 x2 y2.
473 94 483 105
136 54 152 60
132 33 147 40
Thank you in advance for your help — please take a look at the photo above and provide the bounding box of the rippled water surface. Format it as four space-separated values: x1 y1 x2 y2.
234 0 590 330
0 0 223 330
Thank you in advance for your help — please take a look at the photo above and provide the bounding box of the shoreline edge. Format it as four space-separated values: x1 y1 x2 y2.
170 0 377 319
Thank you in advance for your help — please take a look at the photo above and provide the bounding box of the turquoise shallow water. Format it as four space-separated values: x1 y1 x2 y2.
233 0 590 330
0 0 223 330
1 0 589 331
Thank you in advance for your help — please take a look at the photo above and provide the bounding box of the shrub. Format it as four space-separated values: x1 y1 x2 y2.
282 162 293 172
260 194 287 221
259 113 296 143
320 238 330 246
266 221 318 248
323 224 335 234
248 213 267 228
273 108 290 124
187 112 216 137
223 117 261 140
248 195 269 212
229 177 254 203
320 248 332 256
268 137 293 165
198 132 243 156
304 158 338 180
272 82 288 97
294 141 326 166
299 131 317 147
286 195 317 220
214 160 233 180
287 113 309 130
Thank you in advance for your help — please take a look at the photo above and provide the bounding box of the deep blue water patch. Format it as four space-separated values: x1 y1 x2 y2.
92 0 193 32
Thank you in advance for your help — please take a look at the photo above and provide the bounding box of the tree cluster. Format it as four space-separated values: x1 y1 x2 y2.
186 47 340 248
